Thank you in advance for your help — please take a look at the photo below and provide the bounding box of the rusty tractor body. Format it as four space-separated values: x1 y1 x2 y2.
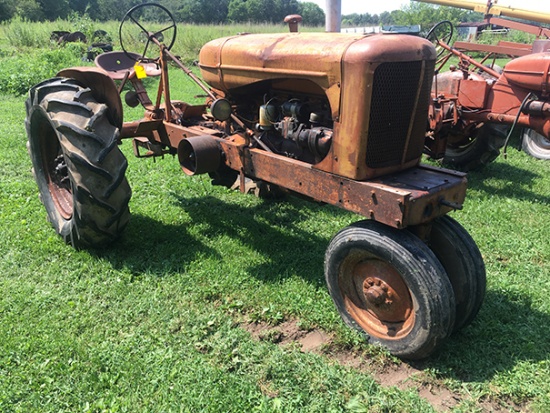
24 4 486 359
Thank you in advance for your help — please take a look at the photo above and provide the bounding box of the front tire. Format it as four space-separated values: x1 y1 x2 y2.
25 78 131 248
325 221 455 360
422 216 486 332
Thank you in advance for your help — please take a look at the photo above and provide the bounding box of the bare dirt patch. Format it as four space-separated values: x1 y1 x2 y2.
245 320 332 352
242 319 523 412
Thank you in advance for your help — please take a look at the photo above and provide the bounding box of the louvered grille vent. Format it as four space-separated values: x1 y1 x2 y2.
365 61 433 169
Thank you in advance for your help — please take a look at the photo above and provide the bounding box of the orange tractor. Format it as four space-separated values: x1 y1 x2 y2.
25 4 485 359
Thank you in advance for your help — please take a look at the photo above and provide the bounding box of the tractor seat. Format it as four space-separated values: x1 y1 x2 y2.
95 51 161 80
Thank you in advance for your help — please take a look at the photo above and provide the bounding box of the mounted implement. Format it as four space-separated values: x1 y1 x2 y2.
25 4 486 359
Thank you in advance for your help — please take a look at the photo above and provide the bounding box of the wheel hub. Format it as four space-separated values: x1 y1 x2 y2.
53 154 70 189
36 115 74 220
363 278 392 306
339 258 415 339
532 131 550 149
357 269 411 323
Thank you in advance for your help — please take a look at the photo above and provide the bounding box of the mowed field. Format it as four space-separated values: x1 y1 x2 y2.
1 20 549 412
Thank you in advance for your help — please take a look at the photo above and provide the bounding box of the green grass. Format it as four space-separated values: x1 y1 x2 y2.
1 22 550 413
0 93 437 412
3 83 550 411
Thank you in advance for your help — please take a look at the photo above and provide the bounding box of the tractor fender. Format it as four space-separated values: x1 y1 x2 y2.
57 67 123 130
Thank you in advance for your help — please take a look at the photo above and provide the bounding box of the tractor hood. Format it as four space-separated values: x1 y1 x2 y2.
198 32 436 116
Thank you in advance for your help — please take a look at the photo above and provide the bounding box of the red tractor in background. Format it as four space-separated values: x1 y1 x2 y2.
420 0 550 169
25 3 486 359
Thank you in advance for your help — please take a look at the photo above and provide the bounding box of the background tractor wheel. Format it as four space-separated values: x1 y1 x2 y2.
522 128 550 160
444 123 507 170
419 216 486 332
25 77 131 248
325 220 455 360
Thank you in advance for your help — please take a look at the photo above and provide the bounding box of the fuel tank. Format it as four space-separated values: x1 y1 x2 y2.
503 53 550 92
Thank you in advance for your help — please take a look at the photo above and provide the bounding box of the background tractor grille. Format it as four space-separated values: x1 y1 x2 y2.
365 61 434 169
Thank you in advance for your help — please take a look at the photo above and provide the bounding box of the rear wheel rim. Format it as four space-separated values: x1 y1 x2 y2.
39 115 73 220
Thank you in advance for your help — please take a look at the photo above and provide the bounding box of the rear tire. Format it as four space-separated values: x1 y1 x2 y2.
444 123 507 170
325 220 455 360
25 77 131 248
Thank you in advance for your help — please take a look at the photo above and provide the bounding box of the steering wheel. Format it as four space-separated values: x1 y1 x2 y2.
425 20 454 57
119 3 177 62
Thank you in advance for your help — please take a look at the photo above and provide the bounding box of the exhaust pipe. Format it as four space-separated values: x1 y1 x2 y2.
177 135 222 176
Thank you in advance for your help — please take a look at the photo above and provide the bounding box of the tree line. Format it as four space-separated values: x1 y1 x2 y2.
0 0 325 25
343 3 483 27
0 0 484 28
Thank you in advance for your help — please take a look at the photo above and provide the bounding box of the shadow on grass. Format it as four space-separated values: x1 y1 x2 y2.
95 191 348 286
425 289 550 383
93 188 548 383
466 160 550 204
166 192 341 287
92 212 219 277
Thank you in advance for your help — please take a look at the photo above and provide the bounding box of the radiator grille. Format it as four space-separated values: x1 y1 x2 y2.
365 61 434 169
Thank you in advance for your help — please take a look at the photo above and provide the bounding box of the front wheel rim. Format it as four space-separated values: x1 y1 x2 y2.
339 257 415 340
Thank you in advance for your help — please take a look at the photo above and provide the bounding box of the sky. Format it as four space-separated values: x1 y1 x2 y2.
298 0 550 16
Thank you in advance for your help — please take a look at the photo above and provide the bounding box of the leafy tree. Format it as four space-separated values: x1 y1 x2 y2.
37 0 70 20
273 0 300 22
228 0 301 23
248 0 275 23
227 0 250 23
14 0 44 21
297 1 324 26
378 11 392 25
0 0 16 21
394 3 481 29
342 13 381 27
80 0 105 20
0 0 484 28
94 0 140 21
343 13 362 26
69 0 92 14
174 0 230 24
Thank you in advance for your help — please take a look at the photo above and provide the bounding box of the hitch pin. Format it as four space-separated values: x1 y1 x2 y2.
439 198 463 210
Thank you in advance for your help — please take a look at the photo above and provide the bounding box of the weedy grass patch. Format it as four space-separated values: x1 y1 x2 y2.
0 46 86 95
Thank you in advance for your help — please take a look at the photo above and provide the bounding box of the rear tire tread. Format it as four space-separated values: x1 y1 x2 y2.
25 77 131 248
